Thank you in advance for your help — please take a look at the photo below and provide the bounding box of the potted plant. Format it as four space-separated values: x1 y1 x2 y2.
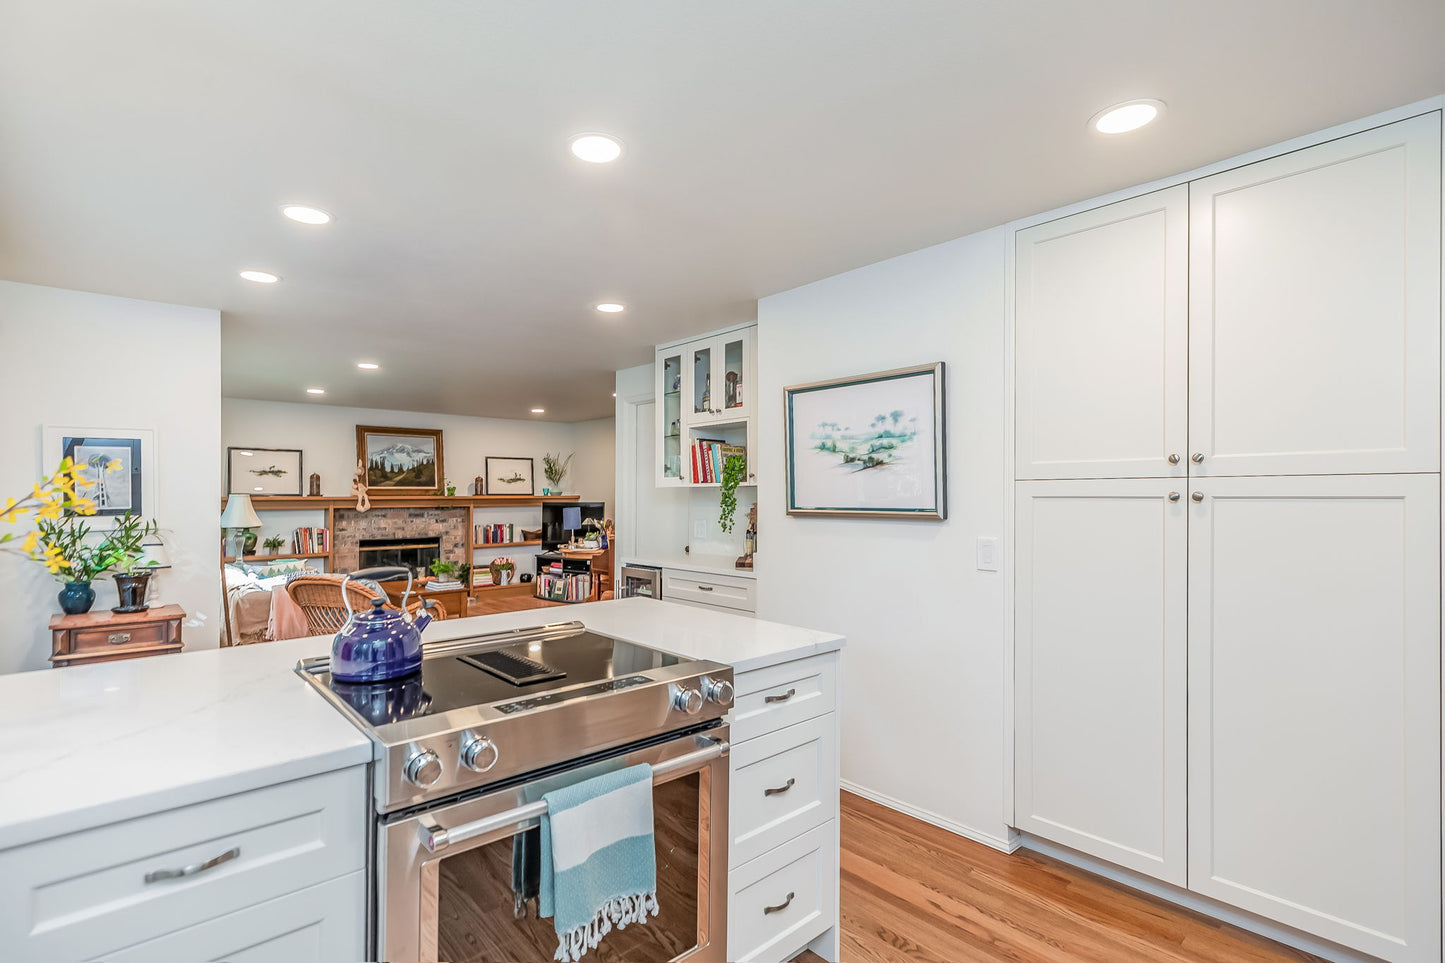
489 557 515 586
429 559 459 583
445 479 457 497
96 512 160 614
542 452 573 495
718 452 747 534
263 534 286 555
2 458 113 614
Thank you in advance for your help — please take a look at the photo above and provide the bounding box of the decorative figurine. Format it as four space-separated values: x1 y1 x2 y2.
736 502 756 571
726 371 740 409
351 459 371 513
308 472 321 497
474 475 484 495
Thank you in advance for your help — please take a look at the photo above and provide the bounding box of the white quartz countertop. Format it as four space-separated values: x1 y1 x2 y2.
0 598 841 850
623 553 757 580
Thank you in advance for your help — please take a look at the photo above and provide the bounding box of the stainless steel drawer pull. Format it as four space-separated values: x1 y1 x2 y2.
108 632 132 645
697 585 714 592
764 778 795 797
763 892 795 915
764 688 796 704
144 846 240 884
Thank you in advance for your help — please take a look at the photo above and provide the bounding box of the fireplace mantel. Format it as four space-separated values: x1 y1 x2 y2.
220 494 580 510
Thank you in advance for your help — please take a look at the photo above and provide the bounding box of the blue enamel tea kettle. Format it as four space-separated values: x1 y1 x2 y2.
330 566 435 683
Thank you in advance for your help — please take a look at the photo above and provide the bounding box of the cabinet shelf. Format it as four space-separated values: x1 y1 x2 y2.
472 540 542 549
224 551 331 563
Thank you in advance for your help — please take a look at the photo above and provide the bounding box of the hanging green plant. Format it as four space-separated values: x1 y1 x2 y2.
718 453 748 534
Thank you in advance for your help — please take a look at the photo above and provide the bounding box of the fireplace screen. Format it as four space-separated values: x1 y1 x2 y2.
359 537 442 578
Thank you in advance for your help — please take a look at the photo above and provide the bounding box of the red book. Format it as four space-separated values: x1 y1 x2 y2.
691 441 700 484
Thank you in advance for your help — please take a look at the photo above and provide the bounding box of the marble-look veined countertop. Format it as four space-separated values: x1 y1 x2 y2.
0 598 841 849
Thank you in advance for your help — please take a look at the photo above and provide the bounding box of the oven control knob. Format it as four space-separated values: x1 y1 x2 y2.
460 733 499 773
404 749 443 788
671 684 704 715
701 677 734 706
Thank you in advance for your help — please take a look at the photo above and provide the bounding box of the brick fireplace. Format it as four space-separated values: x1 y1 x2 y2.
332 506 467 574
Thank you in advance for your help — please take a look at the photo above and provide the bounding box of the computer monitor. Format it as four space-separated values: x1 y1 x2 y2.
541 501 605 549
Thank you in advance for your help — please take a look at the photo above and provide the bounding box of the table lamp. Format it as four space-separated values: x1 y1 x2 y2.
136 536 171 605
220 494 262 561
561 506 582 546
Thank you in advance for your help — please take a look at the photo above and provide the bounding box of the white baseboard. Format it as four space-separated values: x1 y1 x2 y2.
839 779 1019 853
1019 834 1378 963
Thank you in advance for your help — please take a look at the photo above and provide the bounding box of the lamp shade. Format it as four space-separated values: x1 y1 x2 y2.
137 538 171 570
219 493 262 529
561 506 582 531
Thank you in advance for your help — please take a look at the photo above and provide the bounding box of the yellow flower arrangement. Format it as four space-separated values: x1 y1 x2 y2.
0 458 119 575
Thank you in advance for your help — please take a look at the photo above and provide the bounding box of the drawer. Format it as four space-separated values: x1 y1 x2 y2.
69 619 180 658
663 569 756 612
728 821 838 963
730 715 837 867
0 766 366 962
90 871 365 963
731 654 837 743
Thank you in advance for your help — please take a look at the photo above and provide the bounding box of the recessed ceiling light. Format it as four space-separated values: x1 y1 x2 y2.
281 205 333 225
530 408 545 414
306 387 326 395
569 133 624 163
239 270 280 283
1090 99 1165 134
356 362 380 370
595 302 626 314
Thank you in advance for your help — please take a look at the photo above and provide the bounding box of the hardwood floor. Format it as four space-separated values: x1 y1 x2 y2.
796 792 1324 963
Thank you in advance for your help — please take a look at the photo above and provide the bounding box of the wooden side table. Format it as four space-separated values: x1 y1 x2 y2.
49 604 186 668
378 580 469 620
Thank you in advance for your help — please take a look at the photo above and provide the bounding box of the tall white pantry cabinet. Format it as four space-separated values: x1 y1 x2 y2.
1012 112 1442 963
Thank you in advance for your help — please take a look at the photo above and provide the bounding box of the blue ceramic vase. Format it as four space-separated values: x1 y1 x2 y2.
58 581 95 615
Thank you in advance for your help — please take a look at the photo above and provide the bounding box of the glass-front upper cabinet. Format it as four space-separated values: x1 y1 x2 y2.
689 327 754 425
655 347 687 485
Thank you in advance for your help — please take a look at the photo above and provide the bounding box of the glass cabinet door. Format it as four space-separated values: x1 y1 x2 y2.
656 349 685 484
719 330 751 420
691 344 714 419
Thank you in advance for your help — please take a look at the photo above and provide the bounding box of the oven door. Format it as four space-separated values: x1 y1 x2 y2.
379 726 729 963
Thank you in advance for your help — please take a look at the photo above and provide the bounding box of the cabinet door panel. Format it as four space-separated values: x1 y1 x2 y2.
1188 474 1440 962
655 347 687 485
1189 112 1440 476
1016 187 1188 479
1014 479 1186 884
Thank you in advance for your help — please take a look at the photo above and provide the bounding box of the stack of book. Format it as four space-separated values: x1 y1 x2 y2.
472 568 494 588
535 572 592 603
292 527 331 553
427 578 463 591
690 440 746 484
474 523 519 544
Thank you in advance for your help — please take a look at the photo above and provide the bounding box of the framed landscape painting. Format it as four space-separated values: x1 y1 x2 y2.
227 447 303 495
784 362 946 520
485 456 534 495
357 425 444 495
43 426 156 518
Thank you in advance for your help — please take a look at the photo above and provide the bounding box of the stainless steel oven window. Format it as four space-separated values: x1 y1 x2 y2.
379 728 729 963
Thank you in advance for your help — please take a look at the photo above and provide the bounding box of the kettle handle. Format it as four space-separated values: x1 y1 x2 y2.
341 566 415 617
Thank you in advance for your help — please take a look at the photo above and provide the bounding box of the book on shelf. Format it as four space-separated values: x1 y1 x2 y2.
687 438 744 484
535 571 592 603
473 522 520 545
291 527 331 554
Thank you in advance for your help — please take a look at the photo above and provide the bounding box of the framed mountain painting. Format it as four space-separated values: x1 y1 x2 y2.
356 425 445 495
784 362 946 520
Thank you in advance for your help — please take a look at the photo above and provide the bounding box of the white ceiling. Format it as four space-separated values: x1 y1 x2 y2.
2 1 1443 422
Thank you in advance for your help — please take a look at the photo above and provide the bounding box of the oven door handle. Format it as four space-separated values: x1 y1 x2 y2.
419 737 730 853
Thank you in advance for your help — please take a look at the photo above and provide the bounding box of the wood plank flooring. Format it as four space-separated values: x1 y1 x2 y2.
797 792 1324 963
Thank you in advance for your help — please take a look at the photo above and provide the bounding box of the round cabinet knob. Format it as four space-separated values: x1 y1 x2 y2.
404 749 443 788
1167 453 1181 465
460 733 499 773
702 677 735 706
1168 492 1181 502
1191 491 1205 503
1191 452 1205 464
671 684 704 715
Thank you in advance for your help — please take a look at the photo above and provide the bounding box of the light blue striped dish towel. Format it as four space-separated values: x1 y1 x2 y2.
539 763 659 962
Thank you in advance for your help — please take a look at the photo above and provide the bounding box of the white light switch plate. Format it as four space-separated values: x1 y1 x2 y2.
976 536 1000 572
694 520 708 539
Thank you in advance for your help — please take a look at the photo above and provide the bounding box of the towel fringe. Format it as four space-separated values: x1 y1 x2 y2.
553 891 659 962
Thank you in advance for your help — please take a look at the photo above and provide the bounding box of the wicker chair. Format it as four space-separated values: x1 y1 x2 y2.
285 574 447 638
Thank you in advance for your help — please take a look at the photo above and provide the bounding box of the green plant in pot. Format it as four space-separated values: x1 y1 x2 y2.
429 559 459 581
717 452 747 534
96 513 161 614
542 451 573 495
263 534 286 555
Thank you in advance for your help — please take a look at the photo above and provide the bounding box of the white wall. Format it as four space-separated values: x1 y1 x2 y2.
756 228 1012 847
0 281 222 673
221 399 614 510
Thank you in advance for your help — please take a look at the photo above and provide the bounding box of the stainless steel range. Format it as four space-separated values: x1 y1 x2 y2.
298 620 734 963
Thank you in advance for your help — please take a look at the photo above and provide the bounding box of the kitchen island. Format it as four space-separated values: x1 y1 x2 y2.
0 598 844 963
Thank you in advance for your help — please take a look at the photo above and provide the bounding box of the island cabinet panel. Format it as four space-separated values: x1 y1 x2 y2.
727 652 841 963
0 766 366 962
88 872 364 963
1187 475 1440 963
1014 479 1187 885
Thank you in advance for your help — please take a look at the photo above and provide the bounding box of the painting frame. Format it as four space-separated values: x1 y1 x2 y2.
42 426 157 519
484 456 535 495
784 362 947 520
227 446 303 496
356 425 445 495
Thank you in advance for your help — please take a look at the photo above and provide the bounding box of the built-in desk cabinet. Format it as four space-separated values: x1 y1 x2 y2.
1013 112 1443 963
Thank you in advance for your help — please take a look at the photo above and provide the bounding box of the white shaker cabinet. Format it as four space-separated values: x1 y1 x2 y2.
1186 474 1440 963
1013 479 1187 884
1014 186 1188 480
1188 112 1441 477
